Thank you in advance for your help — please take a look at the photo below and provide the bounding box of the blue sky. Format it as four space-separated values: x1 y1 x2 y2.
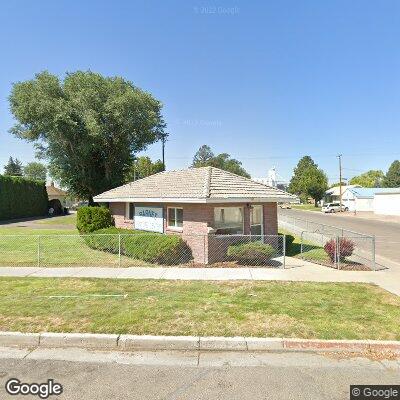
0 0 399 184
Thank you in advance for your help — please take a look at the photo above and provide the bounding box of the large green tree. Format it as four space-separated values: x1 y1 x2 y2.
288 156 328 205
3 157 23 176
125 156 165 182
9 71 166 203
23 162 47 181
192 145 250 178
349 170 384 188
383 160 400 187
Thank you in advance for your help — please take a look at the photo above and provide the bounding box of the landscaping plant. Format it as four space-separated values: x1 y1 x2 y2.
324 237 355 263
76 206 114 233
227 241 277 265
84 227 193 265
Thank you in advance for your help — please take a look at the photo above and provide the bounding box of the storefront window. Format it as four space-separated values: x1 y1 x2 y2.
214 207 243 234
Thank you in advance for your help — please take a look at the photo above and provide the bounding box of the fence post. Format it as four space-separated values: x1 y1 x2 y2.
336 236 340 270
372 235 376 271
37 235 41 268
282 234 286 269
118 234 121 268
300 231 303 258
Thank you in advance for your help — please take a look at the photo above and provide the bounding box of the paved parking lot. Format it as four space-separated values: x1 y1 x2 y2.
280 209 400 266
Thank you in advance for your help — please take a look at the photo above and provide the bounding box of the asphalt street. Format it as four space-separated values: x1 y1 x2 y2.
0 347 399 400
279 209 400 265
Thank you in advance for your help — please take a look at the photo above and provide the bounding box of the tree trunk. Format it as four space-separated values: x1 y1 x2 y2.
88 195 95 206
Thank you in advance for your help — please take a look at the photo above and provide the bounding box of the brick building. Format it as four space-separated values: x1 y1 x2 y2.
94 167 296 264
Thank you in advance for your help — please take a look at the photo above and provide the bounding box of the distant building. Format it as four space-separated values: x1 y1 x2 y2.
374 190 400 216
46 182 68 207
342 187 395 212
324 185 361 204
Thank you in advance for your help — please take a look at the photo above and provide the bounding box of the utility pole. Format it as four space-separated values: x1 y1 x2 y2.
162 136 165 170
337 154 343 208
161 133 167 171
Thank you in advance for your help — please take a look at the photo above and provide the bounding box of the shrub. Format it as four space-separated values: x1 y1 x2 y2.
123 234 192 265
324 238 355 263
84 227 192 265
227 241 277 265
76 206 114 233
0 175 48 220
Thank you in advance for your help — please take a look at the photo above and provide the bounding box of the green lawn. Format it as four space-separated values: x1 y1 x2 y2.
280 229 330 263
291 204 322 212
37 214 77 225
0 278 399 340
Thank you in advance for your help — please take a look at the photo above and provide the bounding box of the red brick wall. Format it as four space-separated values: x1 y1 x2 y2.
263 203 278 235
109 202 134 229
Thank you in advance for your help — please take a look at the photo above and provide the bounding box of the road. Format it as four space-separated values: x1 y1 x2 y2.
279 209 400 265
0 347 399 400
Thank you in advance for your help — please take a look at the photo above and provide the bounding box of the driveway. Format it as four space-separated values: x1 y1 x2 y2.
279 209 400 266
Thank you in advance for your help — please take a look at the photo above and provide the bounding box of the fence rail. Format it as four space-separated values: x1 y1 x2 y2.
278 214 380 271
0 233 286 269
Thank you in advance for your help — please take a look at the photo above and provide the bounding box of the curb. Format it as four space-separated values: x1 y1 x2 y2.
0 332 399 354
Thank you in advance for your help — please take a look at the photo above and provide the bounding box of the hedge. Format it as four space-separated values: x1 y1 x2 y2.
227 241 277 265
77 206 114 233
0 175 48 220
84 227 193 265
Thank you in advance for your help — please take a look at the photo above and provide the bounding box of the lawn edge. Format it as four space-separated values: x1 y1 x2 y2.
0 332 399 354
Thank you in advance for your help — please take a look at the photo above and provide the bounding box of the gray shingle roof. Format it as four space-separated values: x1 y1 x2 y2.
94 167 297 203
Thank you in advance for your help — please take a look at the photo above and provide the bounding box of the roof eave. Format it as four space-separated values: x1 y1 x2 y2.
93 196 297 204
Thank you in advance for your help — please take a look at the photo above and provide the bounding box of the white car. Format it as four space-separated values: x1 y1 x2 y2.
322 202 348 213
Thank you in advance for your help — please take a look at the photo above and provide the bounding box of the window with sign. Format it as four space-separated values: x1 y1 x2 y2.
214 207 244 234
167 207 183 228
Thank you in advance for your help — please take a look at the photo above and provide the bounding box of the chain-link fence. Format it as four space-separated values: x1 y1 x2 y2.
207 234 285 267
279 214 380 271
299 231 377 270
0 233 286 268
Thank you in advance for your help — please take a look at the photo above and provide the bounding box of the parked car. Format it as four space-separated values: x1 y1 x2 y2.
322 203 348 213
279 203 292 209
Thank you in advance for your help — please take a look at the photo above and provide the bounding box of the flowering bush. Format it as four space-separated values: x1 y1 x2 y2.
324 238 355 263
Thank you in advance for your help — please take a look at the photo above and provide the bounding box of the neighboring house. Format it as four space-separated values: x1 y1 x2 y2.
324 185 361 204
374 190 400 216
46 182 68 207
94 167 297 264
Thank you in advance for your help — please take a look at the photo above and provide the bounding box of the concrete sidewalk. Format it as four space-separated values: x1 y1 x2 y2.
0 256 399 296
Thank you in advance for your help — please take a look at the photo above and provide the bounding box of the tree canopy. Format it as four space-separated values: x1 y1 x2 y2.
125 156 165 182
288 156 328 205
192 145 250 178
383 160 400 187
3 157 23 176
9 71 166 203
349 170 384 188
23 162 47 182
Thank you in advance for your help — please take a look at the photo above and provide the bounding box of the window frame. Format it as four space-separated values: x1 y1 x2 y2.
213 206 244 235
125 203 134 220
250 205 263 236
167 207 183 230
